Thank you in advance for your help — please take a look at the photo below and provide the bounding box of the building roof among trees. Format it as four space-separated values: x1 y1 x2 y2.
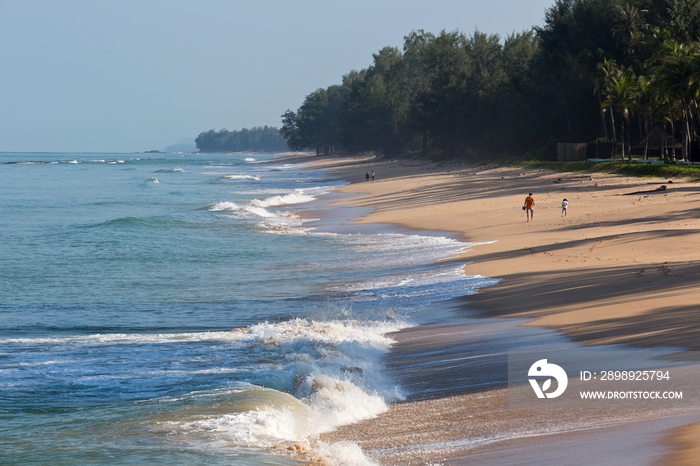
635 126 682 149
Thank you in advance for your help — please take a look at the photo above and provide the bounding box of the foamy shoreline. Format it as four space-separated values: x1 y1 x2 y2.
288 153 700 465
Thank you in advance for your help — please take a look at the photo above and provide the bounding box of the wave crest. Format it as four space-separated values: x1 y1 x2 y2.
252 191 316 208
223 174 260 181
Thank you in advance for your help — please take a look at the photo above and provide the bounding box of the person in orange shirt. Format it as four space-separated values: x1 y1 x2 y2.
523 193 535 221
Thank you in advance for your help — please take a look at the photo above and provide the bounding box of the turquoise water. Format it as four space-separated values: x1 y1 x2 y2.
0 152 493 465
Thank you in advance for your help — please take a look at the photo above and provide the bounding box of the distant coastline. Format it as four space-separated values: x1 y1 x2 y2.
195 126 286 153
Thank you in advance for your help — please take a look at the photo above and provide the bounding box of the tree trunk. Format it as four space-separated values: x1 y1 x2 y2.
644 115 649 136
627 119 632 161
621 119 626 160
643 116 649 159
684 109 691 161
671 121 676 161
644 137 649 160
598 90 608 139
627 122 632 162
609 109 617 157
637 115 643 150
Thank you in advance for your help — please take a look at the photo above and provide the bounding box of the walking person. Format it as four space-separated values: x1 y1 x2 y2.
371 170 375 182
561 198 568 217
365 171 370 182
523 193 535 221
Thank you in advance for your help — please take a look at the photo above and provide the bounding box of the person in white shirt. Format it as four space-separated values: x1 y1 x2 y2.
561 198 568 217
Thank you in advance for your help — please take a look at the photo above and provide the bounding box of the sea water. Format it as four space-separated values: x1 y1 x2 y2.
0 152 493 465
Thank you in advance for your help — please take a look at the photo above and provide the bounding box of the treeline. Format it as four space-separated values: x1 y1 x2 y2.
280 0 700 160
195 126 288 152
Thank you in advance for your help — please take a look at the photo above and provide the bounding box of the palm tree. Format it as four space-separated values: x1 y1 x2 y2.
612 0 649 56
685 42 700 150
597 58 620 148
633 74 653 159
601 62 638 160
650 41 698 160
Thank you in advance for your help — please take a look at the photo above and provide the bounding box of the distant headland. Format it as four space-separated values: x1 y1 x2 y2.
195 126 287 152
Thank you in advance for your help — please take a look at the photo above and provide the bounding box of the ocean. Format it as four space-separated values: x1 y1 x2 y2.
0 152 493 465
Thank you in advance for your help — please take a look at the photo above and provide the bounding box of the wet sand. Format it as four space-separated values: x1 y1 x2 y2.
319 300 700 465
289 154 700 464
665 422 700 465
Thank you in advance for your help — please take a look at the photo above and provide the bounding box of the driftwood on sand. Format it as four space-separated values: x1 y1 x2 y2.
624 185 668 195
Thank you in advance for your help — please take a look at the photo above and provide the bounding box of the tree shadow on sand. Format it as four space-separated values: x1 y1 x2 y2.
463 262 700 351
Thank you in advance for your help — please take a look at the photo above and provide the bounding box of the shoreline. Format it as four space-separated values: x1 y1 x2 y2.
290 153 700 464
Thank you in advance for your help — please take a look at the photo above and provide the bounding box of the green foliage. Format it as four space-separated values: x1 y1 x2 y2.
516 159 700 179
278 0 700 163
340 47 410 155
195 126 287 152
281 77 356 154
648 0 700 43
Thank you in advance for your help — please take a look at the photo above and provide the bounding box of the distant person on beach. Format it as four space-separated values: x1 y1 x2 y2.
365 171 370 182
371 170 375 182
562 198 568 217
523 193 535 221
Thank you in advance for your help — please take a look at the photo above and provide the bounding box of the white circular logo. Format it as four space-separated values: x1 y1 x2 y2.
528 359 568 399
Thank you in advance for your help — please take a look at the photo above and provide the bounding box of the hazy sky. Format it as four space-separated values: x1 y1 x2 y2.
0 0 554 152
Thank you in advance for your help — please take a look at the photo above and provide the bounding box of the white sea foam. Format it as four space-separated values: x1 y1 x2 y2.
144 315 404 464
337 234 478 269
314 441 379 466
178 404 309 445
252 191 316 208
245 205 276 218
155 387 378 464
218 202 488 306
223 174 261 181
1 152 500 465
300 374 389 425
208 200 307 231
209 201 239 212
0 330 248 346
246 316 406 431
1 232 490 466
260 220 321 235
1 316 404 355
6 161 59 165
5 314 408 464
245 157 256 162
155 167 185 173
232 188 290 195
255 231 499 312
247 317 404 348
211 187 332 232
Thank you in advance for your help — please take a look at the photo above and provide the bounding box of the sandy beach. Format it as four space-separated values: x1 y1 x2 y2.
291 154 700 465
